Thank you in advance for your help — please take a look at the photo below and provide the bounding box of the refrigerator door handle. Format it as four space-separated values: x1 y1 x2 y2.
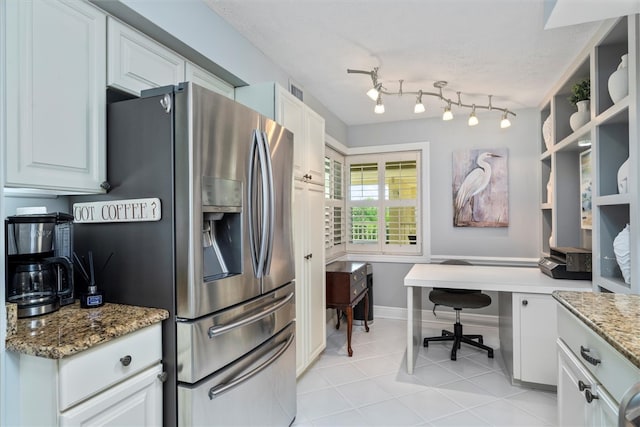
207 291 294 338
261 131 275 276
255 130 270 279
247 131 260 276
209 333 296 400
208 331 295 400
247 129 267 278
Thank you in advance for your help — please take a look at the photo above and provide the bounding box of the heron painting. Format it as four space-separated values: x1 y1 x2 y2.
452 148 509 227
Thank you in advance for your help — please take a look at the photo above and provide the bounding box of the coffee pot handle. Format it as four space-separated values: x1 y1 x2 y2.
44 256 74 294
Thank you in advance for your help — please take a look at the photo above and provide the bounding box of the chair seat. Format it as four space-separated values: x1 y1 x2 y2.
429 288 491 309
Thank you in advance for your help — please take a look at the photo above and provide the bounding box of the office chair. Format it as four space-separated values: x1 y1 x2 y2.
423 260 494 361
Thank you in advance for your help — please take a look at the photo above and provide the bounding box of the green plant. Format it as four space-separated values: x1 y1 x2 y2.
568 78 590 105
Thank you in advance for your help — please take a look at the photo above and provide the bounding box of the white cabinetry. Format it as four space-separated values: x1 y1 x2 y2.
5 0 107 193
185 62 234 99
540 15 639 294
236 83 326 375
14 324 163 426
514 293 558 385
556 304 632 426
558 340 617 426
499 292 559 386
107 17 185 96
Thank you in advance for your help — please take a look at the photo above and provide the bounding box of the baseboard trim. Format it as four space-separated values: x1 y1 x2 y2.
374 305 499 330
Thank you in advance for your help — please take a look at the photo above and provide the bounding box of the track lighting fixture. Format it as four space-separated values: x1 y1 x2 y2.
347 67 516 128
500 110 512 129
414 90 426 114
374 94 385 114
442 102 453 121
468 105 479 126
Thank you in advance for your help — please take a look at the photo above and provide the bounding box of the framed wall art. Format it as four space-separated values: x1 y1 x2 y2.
452 148 509 228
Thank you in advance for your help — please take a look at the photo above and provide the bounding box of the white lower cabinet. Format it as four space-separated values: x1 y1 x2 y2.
499 292 558 386
557 340 617 426
557 303 640 426
514 293 558 385
59 364 162 426
14 324 163 426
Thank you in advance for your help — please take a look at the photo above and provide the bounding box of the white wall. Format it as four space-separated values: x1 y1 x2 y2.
348 108 541 313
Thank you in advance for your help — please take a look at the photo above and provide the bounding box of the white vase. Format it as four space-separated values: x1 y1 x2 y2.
613 224 631 284
570 100 590 131
608 54 628 104
618 158 629 193
542 116 552 151
546 171 553 203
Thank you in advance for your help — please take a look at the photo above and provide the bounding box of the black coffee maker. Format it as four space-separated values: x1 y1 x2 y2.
5 213 75 318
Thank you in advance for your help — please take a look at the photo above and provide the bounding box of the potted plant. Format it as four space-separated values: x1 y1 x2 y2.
568 78 590 131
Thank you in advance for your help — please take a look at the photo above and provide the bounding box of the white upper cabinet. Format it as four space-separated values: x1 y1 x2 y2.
185 62 234 99
107 17 185 96
5 0 107 193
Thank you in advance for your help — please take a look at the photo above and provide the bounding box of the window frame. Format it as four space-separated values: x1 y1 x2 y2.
347 150 422 255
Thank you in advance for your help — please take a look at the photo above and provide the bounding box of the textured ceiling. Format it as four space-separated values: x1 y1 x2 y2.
206 0 602 126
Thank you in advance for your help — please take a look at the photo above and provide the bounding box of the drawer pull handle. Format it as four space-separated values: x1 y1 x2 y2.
120 355 132 366
578 380 591 392
580 346 601 366
585 389 599 403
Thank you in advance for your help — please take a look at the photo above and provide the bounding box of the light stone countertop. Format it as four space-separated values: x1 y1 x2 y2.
553 290 640 369
5 301 168 359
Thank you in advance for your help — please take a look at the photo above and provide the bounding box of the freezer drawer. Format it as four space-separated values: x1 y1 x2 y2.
178 323 296 426
177 282 295 383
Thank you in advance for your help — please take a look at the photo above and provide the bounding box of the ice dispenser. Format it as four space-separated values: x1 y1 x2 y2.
202 211 241 280
201 176 243 281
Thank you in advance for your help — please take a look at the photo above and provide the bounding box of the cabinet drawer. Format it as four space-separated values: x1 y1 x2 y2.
58 323 162 411
557 305 640 402
350 278 367 300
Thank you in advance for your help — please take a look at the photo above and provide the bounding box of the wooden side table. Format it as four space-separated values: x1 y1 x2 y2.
326 261 370 357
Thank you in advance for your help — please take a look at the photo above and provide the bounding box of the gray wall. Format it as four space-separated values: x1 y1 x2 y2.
349 108 541 314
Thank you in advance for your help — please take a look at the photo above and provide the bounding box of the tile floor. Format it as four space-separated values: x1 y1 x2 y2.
293 317 557 427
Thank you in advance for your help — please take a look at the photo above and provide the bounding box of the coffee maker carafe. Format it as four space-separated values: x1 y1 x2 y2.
5 212 75 318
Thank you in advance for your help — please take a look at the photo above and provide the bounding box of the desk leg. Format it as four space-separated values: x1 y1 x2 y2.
364 291 370 333
346 306 353 357
407 286 422 374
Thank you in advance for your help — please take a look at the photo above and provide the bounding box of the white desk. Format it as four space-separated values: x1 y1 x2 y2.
404 263 592 374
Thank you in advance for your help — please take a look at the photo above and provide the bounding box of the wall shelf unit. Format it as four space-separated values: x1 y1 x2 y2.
539 15 638 294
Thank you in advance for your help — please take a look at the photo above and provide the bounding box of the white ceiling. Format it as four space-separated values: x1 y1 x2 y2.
206 0 604 126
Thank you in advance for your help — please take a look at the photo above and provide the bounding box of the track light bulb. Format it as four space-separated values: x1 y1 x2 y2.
367 87 380 101
499 110 511 128
414 91 425 114
468 106 479 126
374 94 385 114
442 104 453 121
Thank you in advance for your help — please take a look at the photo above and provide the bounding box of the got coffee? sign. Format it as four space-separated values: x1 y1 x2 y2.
73 198 161 223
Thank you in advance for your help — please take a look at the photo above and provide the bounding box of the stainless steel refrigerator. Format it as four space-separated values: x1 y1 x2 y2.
72 83 296 426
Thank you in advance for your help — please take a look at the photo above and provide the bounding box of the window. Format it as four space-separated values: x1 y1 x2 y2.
347 151 421 255
324 147 346 257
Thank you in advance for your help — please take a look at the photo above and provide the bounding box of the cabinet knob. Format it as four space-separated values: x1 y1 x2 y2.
157 371 168 382
522 300 528 306
120 355 132 366
585 389 599 403
578 380 591 392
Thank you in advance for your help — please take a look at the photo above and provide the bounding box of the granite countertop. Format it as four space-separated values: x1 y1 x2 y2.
5 302 169 359
553 290 640 369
